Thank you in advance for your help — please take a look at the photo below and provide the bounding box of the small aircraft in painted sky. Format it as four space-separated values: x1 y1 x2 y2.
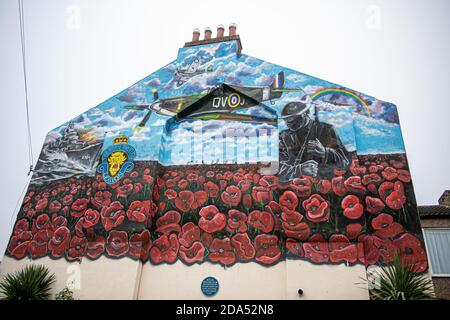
173 59 214 88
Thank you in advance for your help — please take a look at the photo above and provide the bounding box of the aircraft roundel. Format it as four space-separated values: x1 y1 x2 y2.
227 93 241 108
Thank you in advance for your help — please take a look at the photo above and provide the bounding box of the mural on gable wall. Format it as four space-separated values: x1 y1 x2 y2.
6 38 428 273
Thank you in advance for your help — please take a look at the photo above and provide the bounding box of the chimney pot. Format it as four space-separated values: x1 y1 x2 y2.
217 24 225 38
229 23 237 36
192 28 200 42
204 27 212 40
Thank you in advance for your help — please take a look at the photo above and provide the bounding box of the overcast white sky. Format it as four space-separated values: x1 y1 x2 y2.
0 0 449 256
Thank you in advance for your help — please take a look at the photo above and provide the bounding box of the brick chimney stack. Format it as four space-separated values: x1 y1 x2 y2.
217 24 225 38
229 23 237 36
204 27 212 40
192 28 200 42
184 23 242 54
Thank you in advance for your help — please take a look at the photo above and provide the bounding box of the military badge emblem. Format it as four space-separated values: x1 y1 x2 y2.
97 134 136 184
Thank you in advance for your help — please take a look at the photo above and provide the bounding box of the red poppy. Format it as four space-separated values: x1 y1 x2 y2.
201 232 213 248
105 230 129 258
393 233 428 272
359 234 395 265
49 200 62 213
289 178 312 198
51 214 67 232
204 181 219 198
101 201 126 231
254 234 281 264
35 198 48 212
32 214 51 233
192 190 208 210
226 209 248 233
332 176 347 197
28 230 49 258
390 159 405 169
248 210 274 233
179 241 205 264
397 169 411 183
127 200 151 223
378 181 406 210
116 183 134 198
344 176 366 194
259 176 279 190
371 213 404 238
281 210 310 241
209 237 236 266
329 243 357 264
156 210 181 235
365 196 385 214
251 186 273 204
129 230 151 260
362 174 382 186
150 234 179 264
198 205 226 233
91 191 112 208
48 226 71 257
381 167 398 181
164 189 177 200
62 194 73 206
316 179 331 194
328 234 357 263
231 232 255 261
13 219 29 235
176 179 187 190
174 190 194 212
67 235 87 261
341 195 364 220
71 198 89 218
242 193 252 210
221 186 242 207
286 239 304 257
185 172 198 182
279 191 298 211
7 231 33 259
238 179 252 193
179 222 201 247
346 223 363 240
350 159 366 175
87 236 106 259
233 173 244 183
81 208 100 228
302 194 330 223
303 241 329 263
143 174 154 185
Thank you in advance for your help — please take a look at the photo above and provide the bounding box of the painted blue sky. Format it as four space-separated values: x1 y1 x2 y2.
44 38 407 164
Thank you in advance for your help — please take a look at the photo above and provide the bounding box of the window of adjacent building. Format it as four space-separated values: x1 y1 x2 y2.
423 228 450 276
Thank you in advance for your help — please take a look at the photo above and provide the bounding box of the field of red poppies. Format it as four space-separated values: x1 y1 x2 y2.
6 153 428 272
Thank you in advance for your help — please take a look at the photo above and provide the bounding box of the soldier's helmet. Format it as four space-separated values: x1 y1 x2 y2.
280 102 311 119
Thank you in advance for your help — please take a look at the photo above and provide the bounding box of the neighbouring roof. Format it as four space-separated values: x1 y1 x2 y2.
418 205 450 218
438 190 450 206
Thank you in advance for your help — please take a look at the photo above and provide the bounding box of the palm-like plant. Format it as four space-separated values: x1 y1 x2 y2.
0 264 56 300
368 253 435 300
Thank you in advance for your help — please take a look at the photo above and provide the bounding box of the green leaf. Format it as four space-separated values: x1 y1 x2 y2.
0 264 56 300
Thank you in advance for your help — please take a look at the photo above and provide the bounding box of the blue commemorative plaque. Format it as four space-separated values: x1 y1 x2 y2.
201 277 219 297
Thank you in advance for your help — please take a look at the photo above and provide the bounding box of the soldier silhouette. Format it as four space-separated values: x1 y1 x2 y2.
279 101 349 182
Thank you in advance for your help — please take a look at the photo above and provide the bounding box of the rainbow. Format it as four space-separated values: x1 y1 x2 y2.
311 88 371 116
